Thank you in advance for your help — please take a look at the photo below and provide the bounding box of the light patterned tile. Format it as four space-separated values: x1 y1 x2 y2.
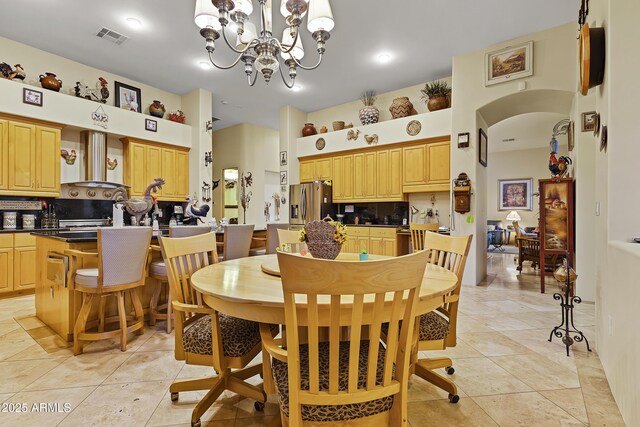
445 357 533 396
407 374 468 402
146 390 237 426
473 392 584 426
491 353 580 391
103 351 183 384
137 331 176 352
408 397 498 427
540 388 589 424
0 359 64 393
459 331 533 357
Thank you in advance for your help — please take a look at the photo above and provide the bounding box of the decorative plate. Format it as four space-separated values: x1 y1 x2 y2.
315 137 326 150
406 120 422 136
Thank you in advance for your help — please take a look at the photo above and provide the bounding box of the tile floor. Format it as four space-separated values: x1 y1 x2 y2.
0 253 626 426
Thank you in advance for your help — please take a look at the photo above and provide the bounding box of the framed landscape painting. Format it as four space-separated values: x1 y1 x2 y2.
498 178 533 211
485 41 533 86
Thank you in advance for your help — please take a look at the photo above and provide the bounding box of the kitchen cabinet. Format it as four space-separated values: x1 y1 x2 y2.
300 158 333 183
0 233 36 295
376 148 403 200
343 226 400 256
332 155 354 202
122 138 190 202
353 153 376 200
403 140 450 193
0 117 61 197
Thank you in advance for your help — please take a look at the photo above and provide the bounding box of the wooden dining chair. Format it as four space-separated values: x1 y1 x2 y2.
67 227 152 355
159 232 271 427
149 226 212 332
411 232 472 403
220 224 255 261
410 223 440 253
276 228 306 253
266 223 290 254
260 250 429 426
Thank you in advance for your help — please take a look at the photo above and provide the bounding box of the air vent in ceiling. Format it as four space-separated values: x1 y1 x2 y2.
95 27 129 45
501 138 516 142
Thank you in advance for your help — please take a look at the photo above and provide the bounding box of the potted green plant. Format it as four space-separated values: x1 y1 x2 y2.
359 90 379 125
420 79 451 112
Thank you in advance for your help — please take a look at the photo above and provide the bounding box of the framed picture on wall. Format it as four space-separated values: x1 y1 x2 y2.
145 118 157 132
114 81 142 113
23 88 43 106
485 41 533 86
581 111 597 132
479 128 488 167
280 151 287 166
498 178 533 211
280 171 287 185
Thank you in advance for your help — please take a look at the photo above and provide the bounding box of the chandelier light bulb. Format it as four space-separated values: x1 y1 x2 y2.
307 0 334 33
280 0 309 18
280 28 305 60
194 0 222 30
236 21 258 49
234 0 254 16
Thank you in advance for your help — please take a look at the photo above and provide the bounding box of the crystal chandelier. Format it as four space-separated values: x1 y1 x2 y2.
195 0 334 88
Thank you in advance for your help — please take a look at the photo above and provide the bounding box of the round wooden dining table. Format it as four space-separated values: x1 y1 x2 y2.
190 253 458 394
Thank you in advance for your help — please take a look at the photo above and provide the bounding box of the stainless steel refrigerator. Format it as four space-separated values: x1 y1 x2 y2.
289 181 335 225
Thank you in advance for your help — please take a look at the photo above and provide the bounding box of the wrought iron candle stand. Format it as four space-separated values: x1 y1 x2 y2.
548 257 592 356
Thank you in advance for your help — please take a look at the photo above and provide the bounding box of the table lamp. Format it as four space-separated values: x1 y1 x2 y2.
506 211 521 222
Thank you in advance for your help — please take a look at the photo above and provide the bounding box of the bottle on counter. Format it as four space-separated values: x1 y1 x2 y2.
152 217 160 237
169 215 177 227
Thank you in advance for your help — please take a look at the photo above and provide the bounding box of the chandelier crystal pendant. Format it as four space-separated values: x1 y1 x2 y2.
195 0 334 88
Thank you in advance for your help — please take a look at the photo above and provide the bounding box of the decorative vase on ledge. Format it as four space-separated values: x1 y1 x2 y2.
149 100 166 118
302 123 318 137
359 106 379 125
389 97 413 119
39 72 62 92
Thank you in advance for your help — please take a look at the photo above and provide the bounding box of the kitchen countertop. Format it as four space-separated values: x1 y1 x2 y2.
342 224 404 228
0 227 69 234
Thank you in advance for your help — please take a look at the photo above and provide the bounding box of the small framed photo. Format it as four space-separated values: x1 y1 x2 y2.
23 88 43 106
280 151 287 166
457 132 470 149
498 178 533 211
115 81 142 113
485 41 533 86
145 118 157 132
280 171 287 185
479 128 488 167
581 111 597 132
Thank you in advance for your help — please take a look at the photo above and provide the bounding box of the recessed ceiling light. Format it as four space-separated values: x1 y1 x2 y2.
125 17 142 29
376 53 392 64
199 61 213 70
291 84 303 92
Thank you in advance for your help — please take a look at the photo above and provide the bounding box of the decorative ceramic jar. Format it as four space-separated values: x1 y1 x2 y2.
39 72 62 92
2 212 17 230
332 121 345 131
359 106 379 125
302 123 318 137
389 97 413 119
149 100 166 118
427 96 450 112
22 214 35 230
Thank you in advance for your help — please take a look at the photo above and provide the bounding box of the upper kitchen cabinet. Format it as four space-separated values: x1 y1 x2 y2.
376 147 403 200
402 138 450 193
300 158 333 183
0 116 61 197
122 137 190 202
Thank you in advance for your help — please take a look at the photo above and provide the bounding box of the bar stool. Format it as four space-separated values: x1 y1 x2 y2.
67 227 152 355
149 226 211 333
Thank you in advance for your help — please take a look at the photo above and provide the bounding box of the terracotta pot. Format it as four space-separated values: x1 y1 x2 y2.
389 97 413 119
427 96 450 112
39 72 62 92
332 121 345 131
319 126 328 134
302 123 317 137
149 100 166 118
359 106 379 125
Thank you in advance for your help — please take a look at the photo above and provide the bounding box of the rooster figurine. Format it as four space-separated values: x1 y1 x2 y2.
60 149 77 165
185 194 210 224
106 158 118 170
549 153 572 179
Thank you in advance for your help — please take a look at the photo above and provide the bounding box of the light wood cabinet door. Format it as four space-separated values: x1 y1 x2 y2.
427 141 450 185
300 160 315 183
0 119 8 190
377 150 390 197
388 148 403 199
130 143 147 195
353 154 365 199
8 122 36 191
369 237 383 255
363 152 377 199
332 157 343 201
175 151 189 199
341 155 354 200
315 158 332 181
353 237 370 253
161 148 176 197
35 126 60 193
14 247 35 290
146 146 162 197
382 238 397 257
403 144 427 187
0 248 13 293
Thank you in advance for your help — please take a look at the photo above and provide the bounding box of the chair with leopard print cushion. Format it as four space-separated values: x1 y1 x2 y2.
410 232 472 404
159 232 274 427
260 250 429 426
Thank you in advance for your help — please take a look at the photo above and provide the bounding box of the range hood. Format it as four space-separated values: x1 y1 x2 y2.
65 131 124 189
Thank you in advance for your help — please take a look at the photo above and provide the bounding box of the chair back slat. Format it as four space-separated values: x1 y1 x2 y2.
410 223 439 252
276 250 429 416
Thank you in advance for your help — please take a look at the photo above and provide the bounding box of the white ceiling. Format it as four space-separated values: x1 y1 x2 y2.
489 112 569 153
0 0 577 130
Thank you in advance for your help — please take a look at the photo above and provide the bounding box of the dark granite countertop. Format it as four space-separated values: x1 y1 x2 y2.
342 224 404 228
32 229 170 243
0 227 69 234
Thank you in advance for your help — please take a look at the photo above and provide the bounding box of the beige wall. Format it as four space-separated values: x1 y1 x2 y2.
212 124 280 227
0 36 181 114
450 22 578 285
306 78 452 135
485 146 567 229
590 0 640 424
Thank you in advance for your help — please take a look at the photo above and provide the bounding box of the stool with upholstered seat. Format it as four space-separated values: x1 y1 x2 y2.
67 227 152 355
149 226 211 333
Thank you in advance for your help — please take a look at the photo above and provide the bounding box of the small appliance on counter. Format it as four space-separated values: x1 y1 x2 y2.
289 181 335 225
2 212 17 229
